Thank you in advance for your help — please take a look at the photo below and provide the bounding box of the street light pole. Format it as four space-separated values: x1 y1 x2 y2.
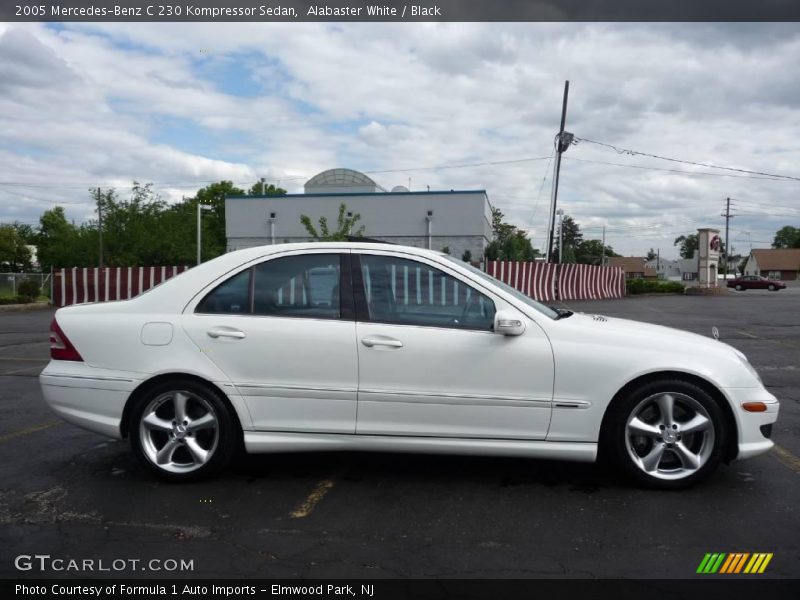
556 209 564 263
196 203 213 265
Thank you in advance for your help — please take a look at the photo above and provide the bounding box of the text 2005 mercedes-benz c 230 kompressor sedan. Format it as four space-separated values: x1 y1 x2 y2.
41 243 779 488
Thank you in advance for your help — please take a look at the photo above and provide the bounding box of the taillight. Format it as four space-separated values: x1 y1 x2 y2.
50 318 83 361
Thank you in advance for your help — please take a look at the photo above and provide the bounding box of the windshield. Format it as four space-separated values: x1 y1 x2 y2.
442 256 560 320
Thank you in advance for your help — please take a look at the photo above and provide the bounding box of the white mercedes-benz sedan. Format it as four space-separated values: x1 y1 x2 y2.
40 243 779 488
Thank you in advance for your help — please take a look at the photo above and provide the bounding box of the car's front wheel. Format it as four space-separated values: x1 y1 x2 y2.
768 284 777 291
606 379 726 489
130 379 239 481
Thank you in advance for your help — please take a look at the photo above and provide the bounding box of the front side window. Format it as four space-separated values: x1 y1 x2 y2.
443 255 560 320
356 255 495 330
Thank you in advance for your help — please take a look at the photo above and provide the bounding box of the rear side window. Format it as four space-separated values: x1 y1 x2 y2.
196 269 252 314
195 253 349 319
253 254 342 320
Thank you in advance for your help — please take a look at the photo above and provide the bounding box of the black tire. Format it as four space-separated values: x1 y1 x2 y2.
735 284 743 291
604 379 727 489
129 379 239 482
768 284 776 291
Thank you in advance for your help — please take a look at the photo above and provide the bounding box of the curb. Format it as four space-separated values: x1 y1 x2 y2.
0 302 53 313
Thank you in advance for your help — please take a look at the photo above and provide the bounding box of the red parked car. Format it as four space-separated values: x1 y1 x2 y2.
727 275 786 291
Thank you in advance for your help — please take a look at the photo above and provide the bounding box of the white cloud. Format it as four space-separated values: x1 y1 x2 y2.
0 22 798 257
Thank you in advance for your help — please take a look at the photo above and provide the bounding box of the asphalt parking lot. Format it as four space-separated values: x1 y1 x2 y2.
0 290 798 579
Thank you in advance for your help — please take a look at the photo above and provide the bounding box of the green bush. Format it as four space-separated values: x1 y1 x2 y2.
0 295 33 305
16 279 41 301
626 278 685 295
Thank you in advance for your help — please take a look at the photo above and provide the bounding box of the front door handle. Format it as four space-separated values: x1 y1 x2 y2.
361 336 403 348
207 326 246 339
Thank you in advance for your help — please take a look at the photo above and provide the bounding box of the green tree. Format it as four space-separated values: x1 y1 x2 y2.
561 244 577 263
99 183 170 266
575 239 620 265
553 216 583 262
646 248 657 261
11 223 36 244
188 181 246 259
559 216 583 249
300 203 365 241
36 207 96 269
247 181 287 197
0 224 33 272
485 207 539 261
673 234 699 259
772 225 800 248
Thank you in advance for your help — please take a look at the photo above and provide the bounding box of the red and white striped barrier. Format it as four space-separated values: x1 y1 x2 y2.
486 261 558 303
486 261 625 302
53 266 191 307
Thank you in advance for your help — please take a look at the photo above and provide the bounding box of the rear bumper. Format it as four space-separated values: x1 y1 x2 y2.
39 361 140 439
724 387 780 461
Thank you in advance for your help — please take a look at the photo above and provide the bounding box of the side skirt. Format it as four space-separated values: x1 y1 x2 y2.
243 431 597 462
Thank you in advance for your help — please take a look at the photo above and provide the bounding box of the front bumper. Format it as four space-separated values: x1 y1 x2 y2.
724 387 780 461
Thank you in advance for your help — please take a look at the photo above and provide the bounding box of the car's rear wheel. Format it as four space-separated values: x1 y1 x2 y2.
130 379 238 481
606 379 726 489
735 284 743 291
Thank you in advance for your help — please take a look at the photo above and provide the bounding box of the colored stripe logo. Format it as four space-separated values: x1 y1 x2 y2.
697 553 773 574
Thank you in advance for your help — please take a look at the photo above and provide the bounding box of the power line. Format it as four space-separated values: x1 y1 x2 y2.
574 137 800 182
563 156 795 182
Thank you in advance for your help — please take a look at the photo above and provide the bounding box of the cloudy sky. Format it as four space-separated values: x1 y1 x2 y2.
1 21 799 258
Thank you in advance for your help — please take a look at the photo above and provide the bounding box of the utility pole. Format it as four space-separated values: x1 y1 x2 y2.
260 177 266 195
557 209 564 263
96 187 103 268
547 80 572 263
657 248 660 271
600 226 606 267
721 197 735 274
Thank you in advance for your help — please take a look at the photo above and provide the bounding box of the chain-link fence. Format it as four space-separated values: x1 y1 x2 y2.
0 273 51 298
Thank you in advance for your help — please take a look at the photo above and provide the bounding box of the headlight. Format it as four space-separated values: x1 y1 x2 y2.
734 349 762 385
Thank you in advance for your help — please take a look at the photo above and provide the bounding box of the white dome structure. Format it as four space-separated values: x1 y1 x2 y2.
304 168 385 194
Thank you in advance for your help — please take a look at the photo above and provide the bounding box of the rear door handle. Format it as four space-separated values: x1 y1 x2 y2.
207 326 246 339
361 336 403 348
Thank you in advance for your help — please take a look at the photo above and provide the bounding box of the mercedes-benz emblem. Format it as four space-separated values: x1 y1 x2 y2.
712 326 719 341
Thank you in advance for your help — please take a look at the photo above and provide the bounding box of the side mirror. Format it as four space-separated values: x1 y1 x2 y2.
493 310 526 336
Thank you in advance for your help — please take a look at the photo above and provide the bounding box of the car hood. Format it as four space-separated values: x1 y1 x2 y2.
562 311 738 356
543 311 762 389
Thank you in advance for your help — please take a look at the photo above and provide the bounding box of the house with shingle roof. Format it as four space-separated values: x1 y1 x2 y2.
744 248 800 281
607 257 658 279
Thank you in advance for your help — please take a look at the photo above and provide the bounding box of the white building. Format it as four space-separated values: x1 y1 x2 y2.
225 168 493 261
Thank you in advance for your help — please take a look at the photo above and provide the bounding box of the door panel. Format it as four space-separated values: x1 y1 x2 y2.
182 252 358 433
353 253 554 439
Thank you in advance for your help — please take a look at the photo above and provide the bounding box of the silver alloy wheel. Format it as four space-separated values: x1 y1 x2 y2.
624 392 715 481
138 390 219 474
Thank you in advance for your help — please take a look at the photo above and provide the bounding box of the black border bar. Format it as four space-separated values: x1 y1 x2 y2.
3 1 800 22
5 579 800 600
